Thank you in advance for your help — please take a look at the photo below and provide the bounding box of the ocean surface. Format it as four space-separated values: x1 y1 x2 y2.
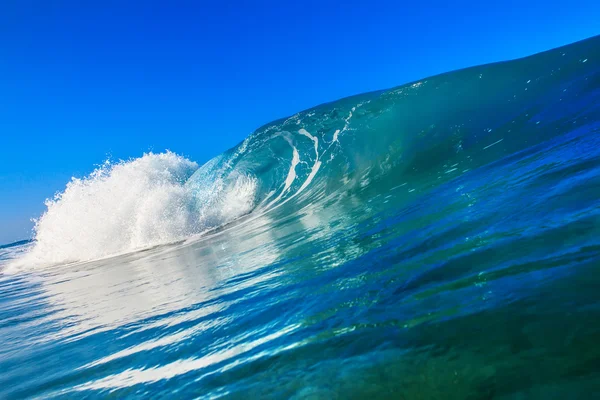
1 36 599 399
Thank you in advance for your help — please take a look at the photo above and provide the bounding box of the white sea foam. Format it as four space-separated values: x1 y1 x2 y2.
296 129 321 195
15 152 258 267
264 133 300 208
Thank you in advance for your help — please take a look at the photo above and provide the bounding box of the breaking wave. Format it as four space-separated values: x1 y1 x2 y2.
20 152 258 265
11 35 600 269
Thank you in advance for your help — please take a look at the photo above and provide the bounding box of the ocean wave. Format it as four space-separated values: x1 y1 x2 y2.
11 35 600 269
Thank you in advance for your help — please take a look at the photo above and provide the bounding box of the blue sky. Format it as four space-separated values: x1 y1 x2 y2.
0 0 598 244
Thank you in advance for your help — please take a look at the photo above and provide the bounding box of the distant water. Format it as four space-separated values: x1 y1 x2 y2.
1 36 599 399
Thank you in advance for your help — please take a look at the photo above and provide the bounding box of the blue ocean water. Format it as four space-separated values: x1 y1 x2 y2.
1 36 599 399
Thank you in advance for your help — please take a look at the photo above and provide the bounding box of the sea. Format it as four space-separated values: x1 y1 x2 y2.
1 35 599 399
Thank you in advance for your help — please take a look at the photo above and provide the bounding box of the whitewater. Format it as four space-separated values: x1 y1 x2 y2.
1 36 600 399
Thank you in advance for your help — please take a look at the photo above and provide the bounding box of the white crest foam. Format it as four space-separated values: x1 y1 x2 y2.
16 152 257 267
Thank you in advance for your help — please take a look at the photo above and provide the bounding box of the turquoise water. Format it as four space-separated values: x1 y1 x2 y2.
1 36 599 399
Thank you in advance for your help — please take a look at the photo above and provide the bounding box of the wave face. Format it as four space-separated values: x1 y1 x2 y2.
1 36 600 399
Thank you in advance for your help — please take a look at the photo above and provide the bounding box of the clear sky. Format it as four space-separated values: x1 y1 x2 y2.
0 0 598 244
